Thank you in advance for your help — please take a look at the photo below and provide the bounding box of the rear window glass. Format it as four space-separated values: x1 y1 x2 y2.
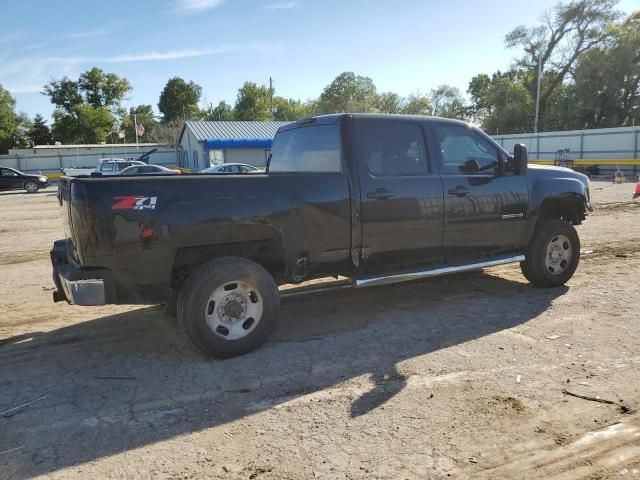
269 125 341 173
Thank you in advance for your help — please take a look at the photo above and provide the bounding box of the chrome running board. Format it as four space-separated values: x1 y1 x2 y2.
355 255 525 288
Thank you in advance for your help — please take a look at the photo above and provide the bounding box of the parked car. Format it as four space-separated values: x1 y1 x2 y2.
0 166 49 193
202 163 259 174
117 164 180 176
51 114 592 358
63 159 146 177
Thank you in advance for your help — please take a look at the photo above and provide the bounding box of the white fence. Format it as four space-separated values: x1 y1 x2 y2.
493 126 640 173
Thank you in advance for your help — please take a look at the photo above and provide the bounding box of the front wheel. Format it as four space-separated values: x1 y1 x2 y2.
24 181 39 193
177 257 280 358
520 219 580 287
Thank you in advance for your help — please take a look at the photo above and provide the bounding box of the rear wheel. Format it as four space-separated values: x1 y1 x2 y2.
177 257 280 358
24 181 39 193
521 219 580 287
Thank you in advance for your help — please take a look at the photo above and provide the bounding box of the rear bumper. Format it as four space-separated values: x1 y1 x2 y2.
50 239 115 306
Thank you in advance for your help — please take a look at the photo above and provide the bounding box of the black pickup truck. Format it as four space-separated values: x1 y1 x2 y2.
51 114 592 357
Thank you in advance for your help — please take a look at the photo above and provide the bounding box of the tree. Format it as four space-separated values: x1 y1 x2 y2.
43 68 130 144
120 105 158 142
158 77 202 122
14 113 33 148
377 92 404 114
505 0 620 129
401 94 432 116
317 72 378 113
29 114 53 146
51 105 114 144
0 85 18 153
429 85 466 119
78 68 131 112
571 11 640 128
467 74 492 123
272 97 310 121
202 101 234 121
233 82 271 121
482 72 534 134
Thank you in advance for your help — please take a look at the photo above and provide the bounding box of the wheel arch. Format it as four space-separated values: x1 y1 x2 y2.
170 238 285 291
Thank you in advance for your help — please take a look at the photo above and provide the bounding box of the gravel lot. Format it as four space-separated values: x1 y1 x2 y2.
1 179 639 479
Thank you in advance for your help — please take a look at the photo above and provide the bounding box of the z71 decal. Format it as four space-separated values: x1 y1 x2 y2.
112 196 158 211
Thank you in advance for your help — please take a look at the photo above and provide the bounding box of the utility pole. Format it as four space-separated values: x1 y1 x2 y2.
534 46 544 133
269 77 274 120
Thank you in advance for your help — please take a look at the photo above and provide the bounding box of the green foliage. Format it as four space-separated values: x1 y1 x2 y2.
29 114 53 146
377 92 404 114
401 94 432 116
233 82 272 121
120 105 158 142
202 101 234 121
317 72 378 113
14 113 33 148
158 77 202 122
429 85 466 119
43 68 130 144
482 72 534 134
51 105 114 144
272 97 310 121
0 85 18 153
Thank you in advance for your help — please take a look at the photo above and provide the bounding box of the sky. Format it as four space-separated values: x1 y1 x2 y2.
1 0 638 122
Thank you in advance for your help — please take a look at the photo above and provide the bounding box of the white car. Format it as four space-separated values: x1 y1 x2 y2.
202 163 259 174
63 158 146 177
117 164 180 176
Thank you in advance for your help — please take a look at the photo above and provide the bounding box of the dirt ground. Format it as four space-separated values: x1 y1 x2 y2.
1 179 640 479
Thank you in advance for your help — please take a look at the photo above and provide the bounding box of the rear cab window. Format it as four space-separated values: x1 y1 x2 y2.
269 124 341 173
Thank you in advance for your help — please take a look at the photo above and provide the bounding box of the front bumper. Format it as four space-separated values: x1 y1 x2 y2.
51 240 114 306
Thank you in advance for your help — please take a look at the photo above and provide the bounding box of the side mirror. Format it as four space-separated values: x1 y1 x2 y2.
513 143 528 175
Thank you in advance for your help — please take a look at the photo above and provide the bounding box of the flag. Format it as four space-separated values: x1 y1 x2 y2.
135 121 145 137
118 131 125 139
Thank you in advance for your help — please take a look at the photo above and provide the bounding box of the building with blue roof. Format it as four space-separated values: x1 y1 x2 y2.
178 121 289 171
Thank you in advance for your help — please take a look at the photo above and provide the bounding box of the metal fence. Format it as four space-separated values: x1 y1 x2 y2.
493 126 640 174
0 148 178 178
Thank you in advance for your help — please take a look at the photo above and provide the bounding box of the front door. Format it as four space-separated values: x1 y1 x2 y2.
357 118 444 274
0 168 22 189
433 122 529 263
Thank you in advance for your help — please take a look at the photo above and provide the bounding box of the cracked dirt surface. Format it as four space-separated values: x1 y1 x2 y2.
1 180 639 479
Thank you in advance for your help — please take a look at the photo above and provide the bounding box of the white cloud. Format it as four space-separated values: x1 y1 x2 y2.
176 0 225 13
0 43 274 96
263 1 298 9
65 29 109 40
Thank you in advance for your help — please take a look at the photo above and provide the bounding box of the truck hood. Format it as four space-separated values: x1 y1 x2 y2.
528 163 591 205
528 163 589 187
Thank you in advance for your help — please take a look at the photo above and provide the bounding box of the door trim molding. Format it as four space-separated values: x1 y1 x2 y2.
356 254 525 288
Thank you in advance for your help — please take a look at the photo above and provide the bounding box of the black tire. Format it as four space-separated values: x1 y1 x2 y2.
521 219 580 287
177 257 280 358
24 181 39 193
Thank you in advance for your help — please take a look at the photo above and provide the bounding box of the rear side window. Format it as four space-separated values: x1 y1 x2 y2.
360 121 428 176
100 163 114 172
269 125 341 173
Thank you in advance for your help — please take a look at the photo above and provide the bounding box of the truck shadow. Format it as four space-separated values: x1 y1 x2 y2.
0 270 566 477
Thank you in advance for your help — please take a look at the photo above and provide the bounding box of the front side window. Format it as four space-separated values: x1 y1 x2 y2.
436 125 499 175
116 162 130 171
100 163 114 172
360 121 428 176
1 168 18 177
269 125 341 173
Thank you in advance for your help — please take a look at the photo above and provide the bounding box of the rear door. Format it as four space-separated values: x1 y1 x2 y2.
356 118 444 273
432 122 529 262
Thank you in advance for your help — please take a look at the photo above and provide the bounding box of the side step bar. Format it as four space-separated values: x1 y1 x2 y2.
355 255 525 288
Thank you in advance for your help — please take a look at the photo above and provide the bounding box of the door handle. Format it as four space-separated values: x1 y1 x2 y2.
367 188 395 200
448 185 470 197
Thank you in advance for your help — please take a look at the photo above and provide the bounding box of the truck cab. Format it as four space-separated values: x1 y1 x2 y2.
51 114 592 358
